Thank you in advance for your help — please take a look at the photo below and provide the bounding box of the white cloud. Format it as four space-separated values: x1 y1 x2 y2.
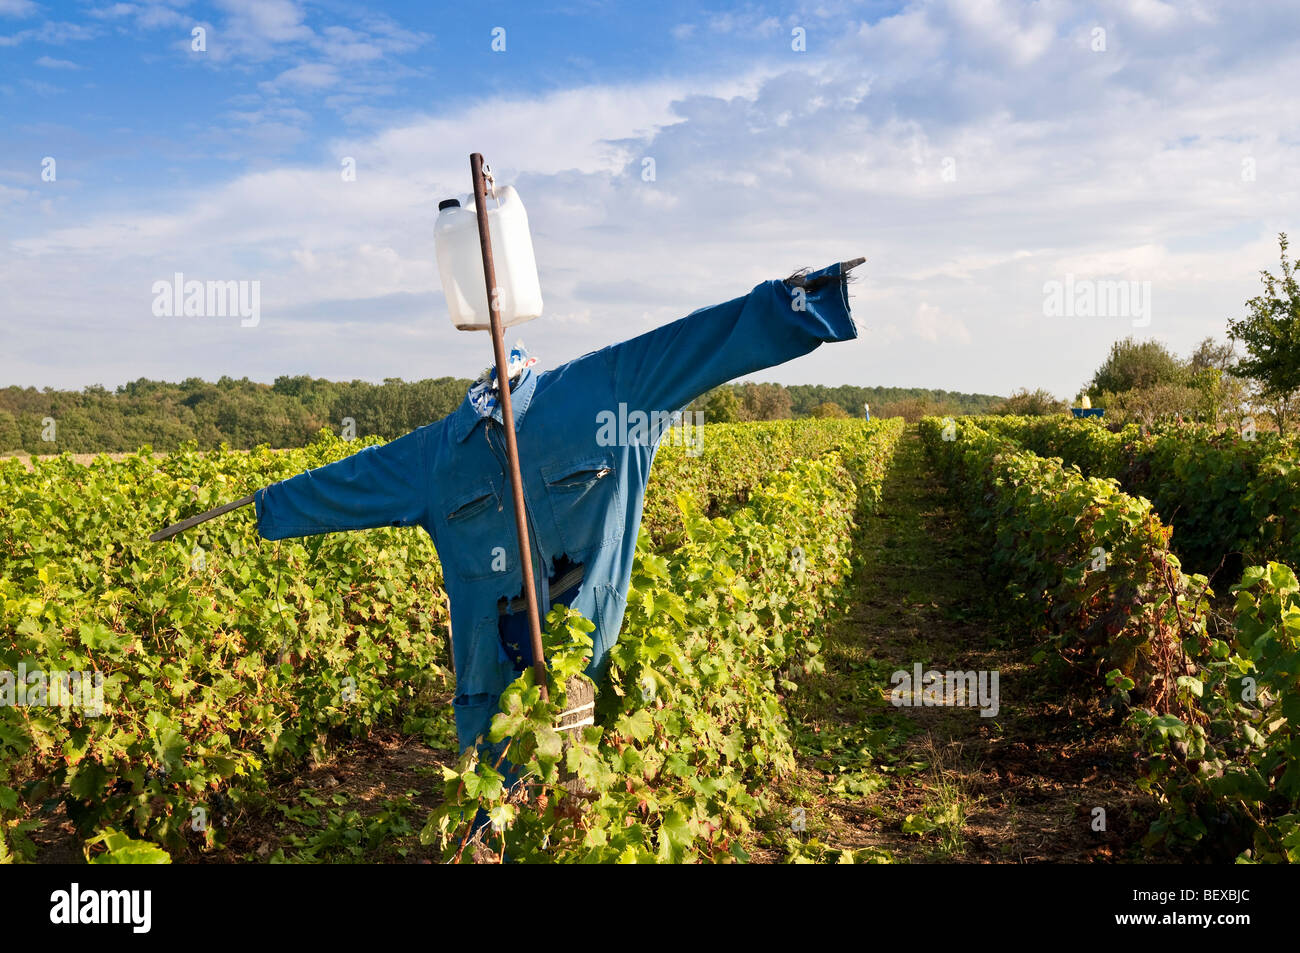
0 19 94 46
34 54 79 69
89 2 205 29
0 0 38 18
88 3 138 17
214 0 313 51
909 302 973 345
265 62 339 90
0 182 30 205
706 10 784 37
1122 0 1180 29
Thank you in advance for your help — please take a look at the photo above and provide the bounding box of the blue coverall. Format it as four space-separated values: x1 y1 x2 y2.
254 261 859 754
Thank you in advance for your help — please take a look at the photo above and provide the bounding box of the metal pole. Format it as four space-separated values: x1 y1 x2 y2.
470 152 549 702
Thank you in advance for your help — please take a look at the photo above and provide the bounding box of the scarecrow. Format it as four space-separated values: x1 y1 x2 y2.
151 158 864 769
247 258 863 755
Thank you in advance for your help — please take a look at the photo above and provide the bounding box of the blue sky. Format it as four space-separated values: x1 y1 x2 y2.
3 0 1299 396
4 1 858 188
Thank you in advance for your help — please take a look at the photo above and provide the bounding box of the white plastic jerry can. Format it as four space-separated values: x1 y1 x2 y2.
435 185 543 331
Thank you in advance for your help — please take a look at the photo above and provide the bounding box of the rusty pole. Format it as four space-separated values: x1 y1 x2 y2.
469 152 548 702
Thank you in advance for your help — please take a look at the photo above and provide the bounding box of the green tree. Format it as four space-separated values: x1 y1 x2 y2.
700 386 741 423
1105 382 1204 427
1188 336 1236 374
735 382 793 421
1227 233 1300 434
809 401 849 418
876 397 953 423
0 409 20 452
991 388 1068 416
784 383 1003 417
1086 337 1185 398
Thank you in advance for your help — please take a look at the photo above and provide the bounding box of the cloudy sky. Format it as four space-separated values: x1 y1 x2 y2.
2 0 1297 398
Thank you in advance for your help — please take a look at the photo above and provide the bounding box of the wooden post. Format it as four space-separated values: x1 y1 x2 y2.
469 152 549 702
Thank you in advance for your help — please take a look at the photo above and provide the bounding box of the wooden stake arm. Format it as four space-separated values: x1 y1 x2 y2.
149 494 255 542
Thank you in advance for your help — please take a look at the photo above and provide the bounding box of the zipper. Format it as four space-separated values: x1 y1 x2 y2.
448 492 494 521
552 465 611 488
482 426 504 513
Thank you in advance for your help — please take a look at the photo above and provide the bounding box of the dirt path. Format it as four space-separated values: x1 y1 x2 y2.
758 429 1164 863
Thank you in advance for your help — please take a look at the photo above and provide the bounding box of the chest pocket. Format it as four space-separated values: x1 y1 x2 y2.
542 452 624 554
439 477 515 582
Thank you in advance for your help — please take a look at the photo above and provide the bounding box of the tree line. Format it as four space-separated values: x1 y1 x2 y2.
0 376 473 453
691 382 1003 423
0 374 1004 454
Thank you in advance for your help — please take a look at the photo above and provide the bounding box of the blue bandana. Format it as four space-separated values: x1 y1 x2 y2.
467 341 537 418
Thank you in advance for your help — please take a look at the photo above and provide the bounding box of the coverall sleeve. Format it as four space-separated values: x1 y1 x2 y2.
254 426 431 540
603 260 859 414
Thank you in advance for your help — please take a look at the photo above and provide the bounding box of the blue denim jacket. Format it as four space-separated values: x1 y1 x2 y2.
255 261 858 752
